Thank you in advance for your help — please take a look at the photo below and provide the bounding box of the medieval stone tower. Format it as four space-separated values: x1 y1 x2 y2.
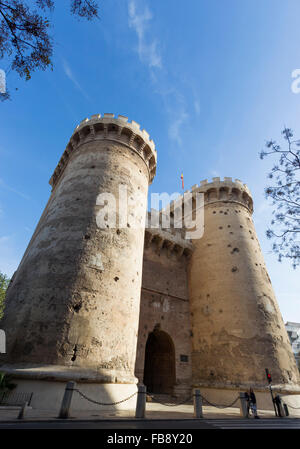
0 114 299 411
187 178 300 395
0 114 157 410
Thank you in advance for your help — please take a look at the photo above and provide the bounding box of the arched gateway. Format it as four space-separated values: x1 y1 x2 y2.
143 329 176 394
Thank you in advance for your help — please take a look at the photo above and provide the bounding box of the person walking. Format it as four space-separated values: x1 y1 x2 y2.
248 387 259 419
244 390 250 417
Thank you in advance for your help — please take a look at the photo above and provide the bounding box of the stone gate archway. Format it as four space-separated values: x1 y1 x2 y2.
143 328 176 394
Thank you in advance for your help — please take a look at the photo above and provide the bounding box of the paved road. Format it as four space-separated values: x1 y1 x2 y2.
0 419 213 429
209 418 300 429
0 418 299 429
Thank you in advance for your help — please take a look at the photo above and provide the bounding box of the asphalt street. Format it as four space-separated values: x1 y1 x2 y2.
0 418 299 429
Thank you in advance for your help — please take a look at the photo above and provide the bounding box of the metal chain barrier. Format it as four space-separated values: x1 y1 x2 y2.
148 393 193 407
72 384 241 410
146 392 240 409
73 388 137 406
200 394 240 409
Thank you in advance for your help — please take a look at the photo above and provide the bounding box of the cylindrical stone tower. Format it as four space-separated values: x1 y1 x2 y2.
0 113 157 411
188 177 300 406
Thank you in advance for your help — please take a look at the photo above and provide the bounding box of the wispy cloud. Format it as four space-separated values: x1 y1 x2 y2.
62 58 91 102
128 0 162 69
168 111 188 146
128 0 191 148
0 178 30 200
0 236 9 244
194 100 200 115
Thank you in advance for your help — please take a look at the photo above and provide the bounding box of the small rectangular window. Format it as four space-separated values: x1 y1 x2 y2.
180 354 188 362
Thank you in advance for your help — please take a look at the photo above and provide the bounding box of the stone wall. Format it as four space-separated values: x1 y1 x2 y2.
0 115 156 389
135 229 192 396
187 178 300 390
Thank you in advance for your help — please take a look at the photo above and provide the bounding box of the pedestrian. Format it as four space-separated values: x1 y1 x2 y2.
248 387 259 419
244 390 250 416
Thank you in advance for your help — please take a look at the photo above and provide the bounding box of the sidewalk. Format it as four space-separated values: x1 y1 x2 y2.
0 402 282 422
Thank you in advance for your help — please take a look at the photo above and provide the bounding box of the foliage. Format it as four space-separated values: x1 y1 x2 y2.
260 128 300 268
0 271 10 319
0 0 99 100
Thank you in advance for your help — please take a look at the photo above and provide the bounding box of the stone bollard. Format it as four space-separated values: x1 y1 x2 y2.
283 402 289 417
239 392 249 418
275 395 286 417
17 401 28 420
193 389 203 419
135 384 146 419
59 381 76 419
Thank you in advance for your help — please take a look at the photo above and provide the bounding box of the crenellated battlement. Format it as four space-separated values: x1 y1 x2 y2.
197 176 251 196
161 177 253 218
197 177 253 213
145 211 193 258
144 227 193 258
49 114 157 188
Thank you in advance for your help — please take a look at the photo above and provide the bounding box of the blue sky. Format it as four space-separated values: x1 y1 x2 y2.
0 0 299 322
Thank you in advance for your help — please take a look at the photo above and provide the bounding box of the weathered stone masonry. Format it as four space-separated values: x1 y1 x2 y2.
0 114 156 390
0 114 299 411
